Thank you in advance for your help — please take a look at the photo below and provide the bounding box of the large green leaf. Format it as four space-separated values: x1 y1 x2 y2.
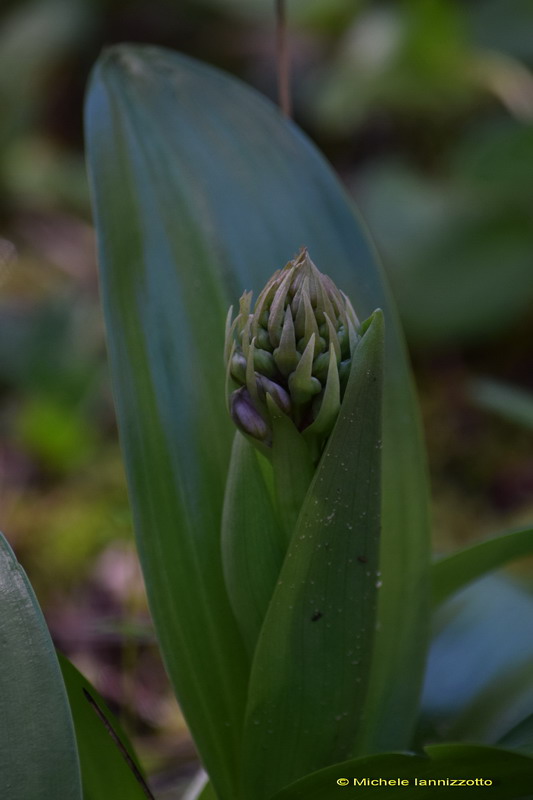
269 744 533 800
58 653 149 800
242 312 384 798
0 533 82 800
85 43 430 781
86 47 249 800
432 527 533 607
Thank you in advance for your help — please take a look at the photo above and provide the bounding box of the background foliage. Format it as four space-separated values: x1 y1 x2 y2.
1 0 533 795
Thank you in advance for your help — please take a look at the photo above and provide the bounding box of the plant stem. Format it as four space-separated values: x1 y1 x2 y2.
276 0 292 117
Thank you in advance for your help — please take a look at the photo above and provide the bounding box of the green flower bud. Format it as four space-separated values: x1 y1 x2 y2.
224 248 359 454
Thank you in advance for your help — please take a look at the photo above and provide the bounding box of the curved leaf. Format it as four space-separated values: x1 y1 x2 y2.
270 744 533 800
86 47 249 800
85 43 430 776
243 313 384 798
58 653 149 800
432 527 533 607
423 575 533 744
0 533 82 800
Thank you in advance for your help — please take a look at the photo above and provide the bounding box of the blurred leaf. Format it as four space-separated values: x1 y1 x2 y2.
400 0 470 99
0 299 98 397
307 2 473 135
469 378 533 430
433 527 533 607
423 575 533 743
59 654 149 800
443 660 533 746
242 312 383 798
468 0 533 61
399 211 533 344
270 744 533 799
85 44 430 783
452 119 533 201
0 532 82 800
2 137 90 213
355 158 533 345
499 712 533 756
0 0 91 148
16 394 96 472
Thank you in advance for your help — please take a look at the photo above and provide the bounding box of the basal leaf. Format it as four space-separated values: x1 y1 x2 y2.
86 43 431 781
243 313 383 798
0 533 82 800
86 48 249 800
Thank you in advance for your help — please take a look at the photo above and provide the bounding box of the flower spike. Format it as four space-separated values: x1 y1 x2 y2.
224 248 360 457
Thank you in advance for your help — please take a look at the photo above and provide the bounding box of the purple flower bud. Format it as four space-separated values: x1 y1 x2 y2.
230 387 270 441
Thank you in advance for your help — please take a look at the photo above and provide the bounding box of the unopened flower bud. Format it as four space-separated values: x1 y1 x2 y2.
224 248 359 454
230 387 270 441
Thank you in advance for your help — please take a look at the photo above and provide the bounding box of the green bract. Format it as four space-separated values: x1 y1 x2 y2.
224 249 359 458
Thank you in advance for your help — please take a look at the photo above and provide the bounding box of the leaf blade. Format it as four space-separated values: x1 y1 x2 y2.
86 50 249 800
58 653 149 800
499 713 533 756
243 312 384 798
432 527 533 607
0 533 82 800
270 745 533 800
85 43 431 773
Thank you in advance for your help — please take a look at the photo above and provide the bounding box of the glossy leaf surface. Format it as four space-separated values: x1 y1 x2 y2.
85 43 430 781
243 313 384 798
0 533 82 800
86 47 249 800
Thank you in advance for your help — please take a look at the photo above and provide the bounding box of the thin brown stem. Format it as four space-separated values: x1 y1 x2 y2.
83 688 156 800
276 0 292 117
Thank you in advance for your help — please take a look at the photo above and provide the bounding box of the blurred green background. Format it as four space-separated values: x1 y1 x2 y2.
1 0 533 795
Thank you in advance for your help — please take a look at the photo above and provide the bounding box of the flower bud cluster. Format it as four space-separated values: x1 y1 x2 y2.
224 249 359 452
